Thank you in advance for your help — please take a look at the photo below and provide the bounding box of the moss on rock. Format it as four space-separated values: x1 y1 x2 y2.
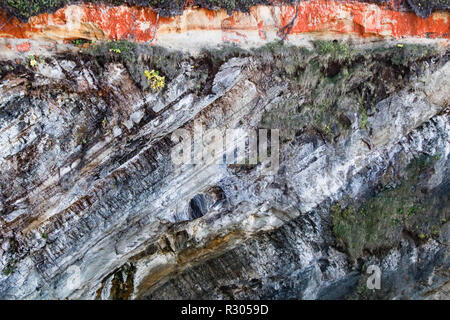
258 41 441 142
331 154 448 260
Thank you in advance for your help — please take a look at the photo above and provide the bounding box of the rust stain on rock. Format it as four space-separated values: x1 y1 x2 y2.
0 2 448 43
15 42 31 52
281 1 450 38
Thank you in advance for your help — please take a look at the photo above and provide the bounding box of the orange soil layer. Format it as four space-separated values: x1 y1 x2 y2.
0 1 448 43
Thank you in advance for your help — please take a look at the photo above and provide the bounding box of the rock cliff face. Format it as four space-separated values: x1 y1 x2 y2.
1 1 450 44
0 1 449 300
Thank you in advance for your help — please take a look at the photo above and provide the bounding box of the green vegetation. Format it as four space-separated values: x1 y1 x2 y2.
2 38 441 145
371 43 439 67
314 40 353 61
72 38 93 46
331 154 447 260
256 41 354 139
86 40 135 62
0 0 442 22
2 0 67 20
144 69 165 91
353 281 372 300
110 263 136 300
196 0 267 13
27 55 45 67
103 40 136 61
61 39 441 147
2 258 16 276
85 40 189 91
359 107 368 129
257 40 441 142
29 55 38 67
0 0 279 21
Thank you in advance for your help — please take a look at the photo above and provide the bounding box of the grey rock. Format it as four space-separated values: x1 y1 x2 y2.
0 43 448 300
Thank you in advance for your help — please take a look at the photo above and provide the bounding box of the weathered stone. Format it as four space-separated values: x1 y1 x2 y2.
0 17 448 300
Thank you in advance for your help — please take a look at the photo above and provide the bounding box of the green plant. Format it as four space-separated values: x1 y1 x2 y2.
2 259 16 276
144 69 165 91
359 108 368 129
72 38 93 46
29 55 38 67
384 44 438 67
331 153 444 259
4 0 67 20
86 40 137 62
431 226 440 236
314 40 352 60
407 205 421 217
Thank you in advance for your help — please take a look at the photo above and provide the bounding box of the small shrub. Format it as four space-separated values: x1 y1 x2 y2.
330 153 443 260
3 0 67 21
72 38 93 46
359 108 368 129
29 55 38 67
314 40 352 60
144 69 165 91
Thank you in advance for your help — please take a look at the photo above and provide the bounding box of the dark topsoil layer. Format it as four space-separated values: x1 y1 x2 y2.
0 0 449 22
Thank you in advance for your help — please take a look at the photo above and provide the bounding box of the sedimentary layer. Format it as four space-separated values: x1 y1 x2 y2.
0 38 448 299
0 0 448 51
0 0 449 301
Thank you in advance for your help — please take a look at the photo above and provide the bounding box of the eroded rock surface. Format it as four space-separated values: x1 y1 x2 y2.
0 0 449 48
0 38 448 300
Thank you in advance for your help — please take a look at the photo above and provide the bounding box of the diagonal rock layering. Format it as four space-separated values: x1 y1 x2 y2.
0 37 448 299
0 0 449 303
